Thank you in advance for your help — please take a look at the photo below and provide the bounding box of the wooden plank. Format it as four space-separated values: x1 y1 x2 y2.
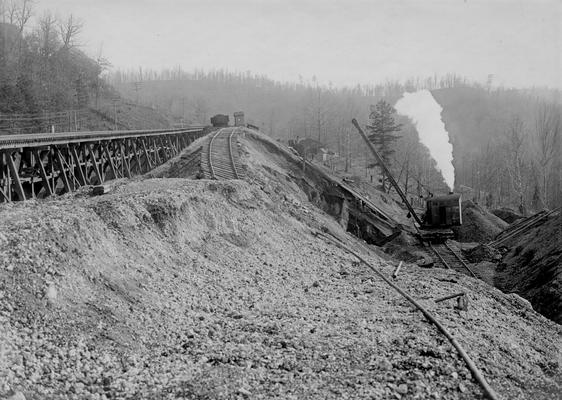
92 185 111 195
140 138 153 170
103 142 120 179
70 145 88 186
33 149 54 196
5 150 26 201
169 135 178 155
98 144 108 182
152 138 162 165
120 142 132 178
88 144 104 184
130 140 142 173
0 187 9 202
124 140 137 174
49 151 56 195
63 148 81 190
54 148 72 193
159 136 169 161
110 141 123 177
0 152 11 201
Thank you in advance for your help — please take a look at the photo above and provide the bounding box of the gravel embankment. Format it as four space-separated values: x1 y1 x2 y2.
0 134 560 400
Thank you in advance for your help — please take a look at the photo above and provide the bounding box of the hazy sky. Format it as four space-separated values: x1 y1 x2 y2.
34 0 561 88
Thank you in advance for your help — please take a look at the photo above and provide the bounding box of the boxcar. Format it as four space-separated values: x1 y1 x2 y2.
210 114 229 127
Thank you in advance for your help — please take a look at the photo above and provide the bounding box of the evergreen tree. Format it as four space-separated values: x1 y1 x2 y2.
366 99 402 191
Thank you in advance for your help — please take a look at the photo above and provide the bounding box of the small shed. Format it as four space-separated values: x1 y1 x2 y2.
234 111 245 127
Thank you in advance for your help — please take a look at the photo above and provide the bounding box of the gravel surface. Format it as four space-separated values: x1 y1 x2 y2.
0 132 560 400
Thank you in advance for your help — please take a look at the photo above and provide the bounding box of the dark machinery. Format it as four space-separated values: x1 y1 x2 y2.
423 194 462 227
210 114 229 127
351 119 461 243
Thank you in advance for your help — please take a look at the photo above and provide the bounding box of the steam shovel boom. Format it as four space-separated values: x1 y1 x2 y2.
351 118 423 226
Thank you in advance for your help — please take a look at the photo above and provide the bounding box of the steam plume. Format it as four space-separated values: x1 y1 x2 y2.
394 90 455 191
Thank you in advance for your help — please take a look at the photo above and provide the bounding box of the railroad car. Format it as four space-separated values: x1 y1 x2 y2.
210 114 229 127
423 193 462 228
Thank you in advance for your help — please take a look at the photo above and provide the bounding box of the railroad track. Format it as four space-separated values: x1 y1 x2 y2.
0 127 205 149
201 127 244 180
428 241 477 278
488 207 560 247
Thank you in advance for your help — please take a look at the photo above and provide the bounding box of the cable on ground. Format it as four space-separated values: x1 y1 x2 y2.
316 231 500 400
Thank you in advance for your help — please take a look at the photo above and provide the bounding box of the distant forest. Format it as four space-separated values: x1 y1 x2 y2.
1 0 559 212
108 68 561 212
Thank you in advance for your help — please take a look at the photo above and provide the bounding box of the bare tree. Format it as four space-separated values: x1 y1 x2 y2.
1 0 33 32
58 14 82 50
93 44 111 107
38 12 57 57
15 0 32 34
503 116 528 211
4 1 19 24
534 102 561 207
3 0 33 56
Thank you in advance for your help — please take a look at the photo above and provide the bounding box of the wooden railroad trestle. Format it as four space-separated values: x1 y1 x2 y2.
0 127 206 201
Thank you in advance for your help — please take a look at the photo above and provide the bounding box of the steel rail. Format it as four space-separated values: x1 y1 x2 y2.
317 231 500 400
429 243 451 269
493 210 552 240
208 128 224 180
228 128 240 179
0 126 205 150
489 207 560 247
443 241 478 278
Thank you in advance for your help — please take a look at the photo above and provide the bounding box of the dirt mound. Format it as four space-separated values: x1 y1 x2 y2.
492 208 524 224
465 244 503 263
452 201 509 242
0 133 561 399
494 211 562 324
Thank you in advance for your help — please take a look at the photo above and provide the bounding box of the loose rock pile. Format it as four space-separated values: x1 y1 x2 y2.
0 134 560 399
464 244 502 264
495 211 562 324
452 201 508 243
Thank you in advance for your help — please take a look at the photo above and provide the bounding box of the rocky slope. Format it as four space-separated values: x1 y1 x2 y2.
452 201 508 243
494 212 562 324
0 131 560 400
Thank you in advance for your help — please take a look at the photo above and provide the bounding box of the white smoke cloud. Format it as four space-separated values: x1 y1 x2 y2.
394 90 455 191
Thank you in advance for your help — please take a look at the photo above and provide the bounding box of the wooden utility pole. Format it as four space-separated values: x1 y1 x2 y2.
133 82 142 104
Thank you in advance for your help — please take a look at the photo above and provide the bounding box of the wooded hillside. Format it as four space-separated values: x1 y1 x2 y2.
0 2 171 133
433 88 561 211
109 68 561 211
